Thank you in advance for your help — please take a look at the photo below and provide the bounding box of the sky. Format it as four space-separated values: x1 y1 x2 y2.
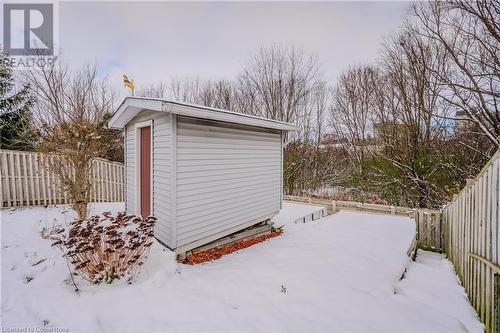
5 1 412 99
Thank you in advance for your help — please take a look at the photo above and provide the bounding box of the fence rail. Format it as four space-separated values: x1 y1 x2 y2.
442 149 499 333
283 195 414 216
0 149 124 208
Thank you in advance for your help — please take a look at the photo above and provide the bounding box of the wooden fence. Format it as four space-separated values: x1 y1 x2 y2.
414 209 443 252
0 149 124 208
283 195 415 216
442 150 499 333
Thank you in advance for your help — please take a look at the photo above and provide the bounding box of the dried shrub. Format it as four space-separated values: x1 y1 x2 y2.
49 212 156 284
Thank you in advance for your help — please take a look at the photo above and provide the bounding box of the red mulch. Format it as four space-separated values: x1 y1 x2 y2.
179 230 283 265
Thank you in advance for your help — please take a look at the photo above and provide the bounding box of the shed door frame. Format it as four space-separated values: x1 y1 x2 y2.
135 120 153 217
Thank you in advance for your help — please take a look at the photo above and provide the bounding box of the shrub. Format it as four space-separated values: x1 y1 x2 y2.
50 212 156 284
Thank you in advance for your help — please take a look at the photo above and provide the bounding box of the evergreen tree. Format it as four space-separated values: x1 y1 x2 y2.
0 53 36 151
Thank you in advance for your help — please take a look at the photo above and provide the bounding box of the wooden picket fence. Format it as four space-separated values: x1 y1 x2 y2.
0 149 124 208
442 150 500 333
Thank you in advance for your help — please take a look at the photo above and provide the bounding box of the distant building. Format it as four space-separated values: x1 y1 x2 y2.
454 110 469 132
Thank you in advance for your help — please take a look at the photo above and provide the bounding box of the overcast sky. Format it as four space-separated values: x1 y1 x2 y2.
58 1 410 99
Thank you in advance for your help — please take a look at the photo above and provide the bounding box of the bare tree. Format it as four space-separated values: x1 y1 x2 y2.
307 81 343 191
237 46 334 194
24 63 117 218
413 0 500 147
138 78 239 112
330 65 379 175
141 46 321 132
284 81 335 194
371 26 456 207
209 80 237 110
138 47 331 196
138 81 167 98
238 45 320 126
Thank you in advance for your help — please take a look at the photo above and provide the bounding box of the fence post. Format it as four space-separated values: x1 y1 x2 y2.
331 200 337 214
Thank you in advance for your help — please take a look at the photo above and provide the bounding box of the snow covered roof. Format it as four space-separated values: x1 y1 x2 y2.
108 97 299 131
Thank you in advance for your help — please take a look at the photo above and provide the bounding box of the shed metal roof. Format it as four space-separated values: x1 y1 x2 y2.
108 97 299 131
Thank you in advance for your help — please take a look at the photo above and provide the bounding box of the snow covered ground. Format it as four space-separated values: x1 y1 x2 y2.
1 202 482 332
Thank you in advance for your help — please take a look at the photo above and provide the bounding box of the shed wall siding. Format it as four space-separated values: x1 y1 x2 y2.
175 117 282 247
125 110 173 247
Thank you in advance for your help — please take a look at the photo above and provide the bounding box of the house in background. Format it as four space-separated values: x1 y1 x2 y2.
109 97 298 255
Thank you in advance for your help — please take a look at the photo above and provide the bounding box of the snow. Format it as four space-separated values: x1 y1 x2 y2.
397 251 484 333
273 201 324 225
1 202 482 332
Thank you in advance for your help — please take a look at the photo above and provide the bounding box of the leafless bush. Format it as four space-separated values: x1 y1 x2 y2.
48 212 156 284
24 63 118 219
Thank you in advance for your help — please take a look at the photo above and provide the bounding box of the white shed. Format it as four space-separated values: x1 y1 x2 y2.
109 97 298 254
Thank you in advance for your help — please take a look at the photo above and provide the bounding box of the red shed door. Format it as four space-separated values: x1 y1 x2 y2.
140 126 151 217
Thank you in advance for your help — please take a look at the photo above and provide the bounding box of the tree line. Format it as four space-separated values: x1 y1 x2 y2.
1 0 498 212
136 1 499 208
